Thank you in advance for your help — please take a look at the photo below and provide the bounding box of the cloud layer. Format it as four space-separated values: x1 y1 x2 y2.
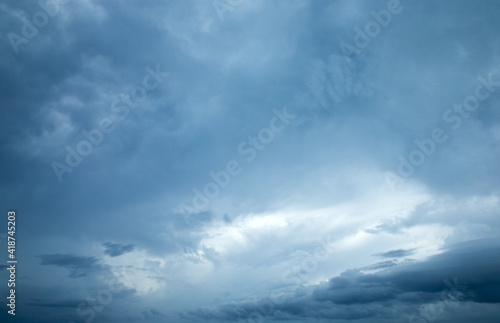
0 0 499 322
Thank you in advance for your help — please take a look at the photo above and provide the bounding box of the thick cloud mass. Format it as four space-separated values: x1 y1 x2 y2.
1 0 499 322
185 239 500 322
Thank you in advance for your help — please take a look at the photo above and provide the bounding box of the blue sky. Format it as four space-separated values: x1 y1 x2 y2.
1 0 500 322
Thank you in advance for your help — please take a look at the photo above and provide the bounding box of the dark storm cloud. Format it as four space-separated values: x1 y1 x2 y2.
0 0 202 262
0 0 279 261
102 242 135 257
27 298 86 308
184 238 500 322
373 248 416 258
38 253 105 277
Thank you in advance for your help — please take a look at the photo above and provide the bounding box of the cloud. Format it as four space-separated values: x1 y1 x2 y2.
185 238 500 321
361 259 402 271
38 254 105 278
1 1 500 322
102 242 135 257
373 248 416 258
27 298 87 308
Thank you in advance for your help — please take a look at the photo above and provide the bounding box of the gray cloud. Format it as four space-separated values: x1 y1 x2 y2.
27 298 87 308
38 254 105 278
185 238 500 322
373 248 416 258
102 242 135 257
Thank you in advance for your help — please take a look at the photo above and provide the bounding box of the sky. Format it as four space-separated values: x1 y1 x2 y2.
1 0 500 322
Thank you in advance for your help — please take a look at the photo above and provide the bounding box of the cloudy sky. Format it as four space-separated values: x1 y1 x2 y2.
1 0 500 322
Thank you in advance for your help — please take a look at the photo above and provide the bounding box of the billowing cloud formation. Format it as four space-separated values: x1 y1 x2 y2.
186 238 500 322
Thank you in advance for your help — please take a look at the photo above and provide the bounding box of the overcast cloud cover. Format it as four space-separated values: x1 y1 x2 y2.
1 0 500 322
